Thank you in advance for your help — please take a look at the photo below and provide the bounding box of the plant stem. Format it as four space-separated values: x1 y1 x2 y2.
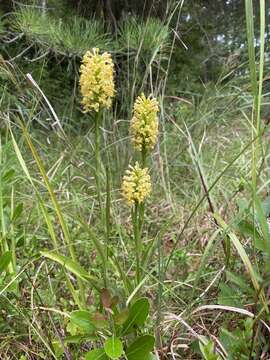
137 145 147 266
141 145 147 168
155 228 164 351
94 110 109 288
104 166 111 287
94 110 102 211
133 202 141 285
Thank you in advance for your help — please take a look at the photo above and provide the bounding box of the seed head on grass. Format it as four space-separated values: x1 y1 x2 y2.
79 48 115 112
122 162 152 206
130 93 159 151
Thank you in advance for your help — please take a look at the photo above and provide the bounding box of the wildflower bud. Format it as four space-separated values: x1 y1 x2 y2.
79 48 115 113
122 162 152 206
130 93 159 152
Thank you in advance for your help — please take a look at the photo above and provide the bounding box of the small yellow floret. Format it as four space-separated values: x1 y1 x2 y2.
130 93 159 151
122 162 152 206
79 48 115 113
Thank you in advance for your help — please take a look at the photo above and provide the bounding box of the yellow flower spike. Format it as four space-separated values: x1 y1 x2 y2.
122 162 152 206
79 48 115 113
130 93 159 152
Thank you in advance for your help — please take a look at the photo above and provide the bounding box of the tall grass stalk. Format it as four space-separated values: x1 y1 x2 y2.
245 0 265 190
10 187 17 274
245 0 267 356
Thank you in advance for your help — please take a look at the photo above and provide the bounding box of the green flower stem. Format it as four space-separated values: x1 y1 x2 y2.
141 145 147 167
104 166 111 288
155 235 163 350
94 110 102 211
94 110 109 287
133 201 141 285
138 145 147 262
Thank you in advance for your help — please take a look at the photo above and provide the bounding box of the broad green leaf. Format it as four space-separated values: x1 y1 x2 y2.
114 309 129 326
122 298 150 334
85 349 108 360
70 310 95 333
145 354 156 360
41 251 96 282
66 320 78 336
126 335 155 360
104 337 123 359
0 251 12 273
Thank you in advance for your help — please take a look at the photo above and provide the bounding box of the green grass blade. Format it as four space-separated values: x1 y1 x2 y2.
41 251 98 285
215 213 268 312
245 0 257 97
191 229 221 299
19 122 77 261
10 128 59 250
